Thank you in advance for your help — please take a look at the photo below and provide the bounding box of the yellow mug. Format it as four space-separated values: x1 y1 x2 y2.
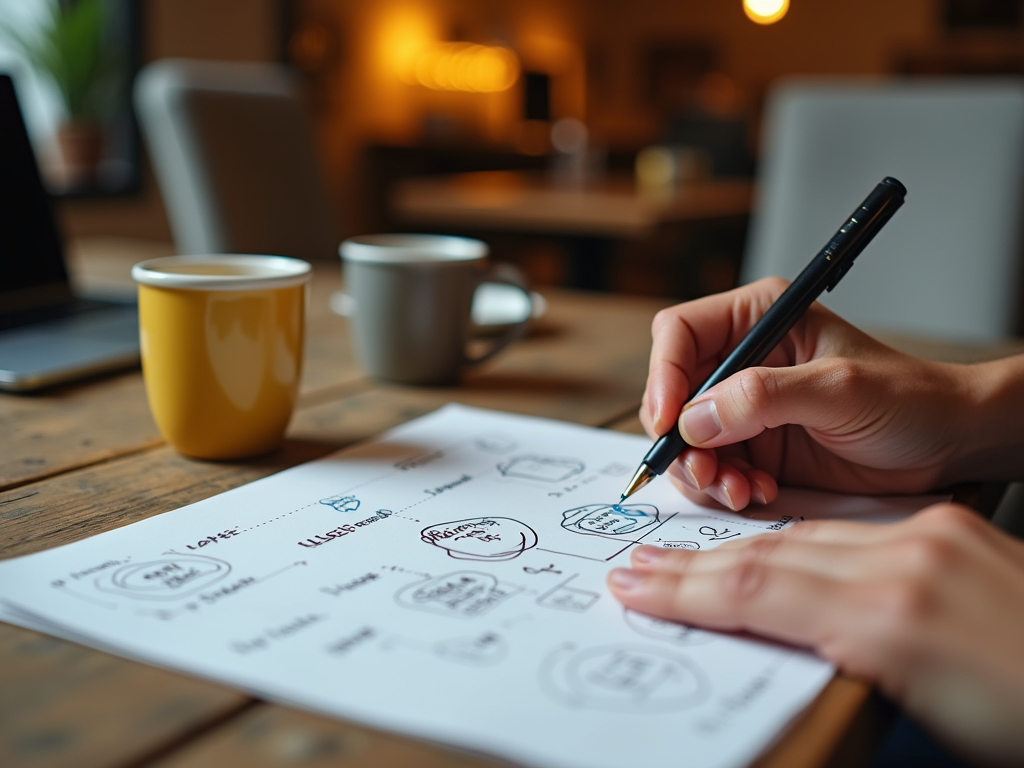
131 255 312 460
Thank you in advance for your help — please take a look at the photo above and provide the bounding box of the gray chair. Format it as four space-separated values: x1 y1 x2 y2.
134 59 338 261
741 79 1024 342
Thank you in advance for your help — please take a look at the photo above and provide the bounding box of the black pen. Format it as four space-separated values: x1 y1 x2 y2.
619 176 907 502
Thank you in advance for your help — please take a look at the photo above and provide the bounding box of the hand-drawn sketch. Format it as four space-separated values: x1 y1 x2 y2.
395 571 522 618
320 494 361 513
383 630 509 666
540 643 711 712
655 540 700 550
498 455 585 483
523 564 562 575
624 609 714 646
536 575 600 613
474 435 517 454
95 554 231 601
537 505 673 563
420 517 538 561
561 504 660 537
435 631 508 665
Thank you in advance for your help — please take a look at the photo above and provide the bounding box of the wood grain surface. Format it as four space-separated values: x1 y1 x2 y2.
7 238 1009 768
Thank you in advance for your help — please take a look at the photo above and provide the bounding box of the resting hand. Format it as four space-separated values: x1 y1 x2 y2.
607 504 1024 767
642 278 1022 510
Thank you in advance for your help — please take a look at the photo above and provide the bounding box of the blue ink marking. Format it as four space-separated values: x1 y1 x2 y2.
320 495 361 513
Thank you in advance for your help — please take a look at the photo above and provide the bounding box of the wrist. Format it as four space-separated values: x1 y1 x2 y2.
947 355 1024 483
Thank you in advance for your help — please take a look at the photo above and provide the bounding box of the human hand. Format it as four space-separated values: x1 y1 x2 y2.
642 277 989 511
607 504 1024 767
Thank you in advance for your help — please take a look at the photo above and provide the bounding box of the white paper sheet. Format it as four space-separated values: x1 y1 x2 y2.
0 405 946 768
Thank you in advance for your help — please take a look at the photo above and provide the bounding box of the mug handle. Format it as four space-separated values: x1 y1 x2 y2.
464 263 534 367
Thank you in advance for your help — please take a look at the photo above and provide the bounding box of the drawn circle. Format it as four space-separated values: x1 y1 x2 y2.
395 571 518 618
96 555 231 600
561 504 659 537
562 644 709 711
624 608 714 646
658 540 700 550
420 517 538 561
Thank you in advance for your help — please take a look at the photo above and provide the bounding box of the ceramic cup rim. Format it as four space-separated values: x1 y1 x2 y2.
339 234 488 266
131 254 312 291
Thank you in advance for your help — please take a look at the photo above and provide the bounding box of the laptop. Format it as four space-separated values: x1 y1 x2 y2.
0 74 140 392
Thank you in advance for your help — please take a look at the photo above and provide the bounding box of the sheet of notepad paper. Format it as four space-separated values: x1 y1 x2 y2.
0 405 945 768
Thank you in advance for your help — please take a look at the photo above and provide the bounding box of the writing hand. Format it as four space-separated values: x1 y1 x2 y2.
642 278 1023 511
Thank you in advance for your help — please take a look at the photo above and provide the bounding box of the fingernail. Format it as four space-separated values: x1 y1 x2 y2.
608 568 647 591
710 481 736 511
632 545 667 564
682 458 700 490
722 484 736 511
681 400 722 444
751 482 768 505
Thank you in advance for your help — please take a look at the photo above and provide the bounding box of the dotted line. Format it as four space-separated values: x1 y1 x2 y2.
240 438 499 531
399 496 436 513
384 511 421 523
241 500 322 532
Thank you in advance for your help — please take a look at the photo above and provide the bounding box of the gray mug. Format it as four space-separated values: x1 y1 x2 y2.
339 234 533 385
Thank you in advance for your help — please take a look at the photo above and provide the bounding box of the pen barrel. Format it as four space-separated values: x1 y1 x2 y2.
645 428 688 475
693 176 905 399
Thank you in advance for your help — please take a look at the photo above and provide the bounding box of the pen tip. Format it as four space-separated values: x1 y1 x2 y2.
619 464 655 502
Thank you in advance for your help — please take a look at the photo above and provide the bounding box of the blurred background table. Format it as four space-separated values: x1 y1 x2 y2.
391 171 753 290
2 239 1020 768
392 171 754 239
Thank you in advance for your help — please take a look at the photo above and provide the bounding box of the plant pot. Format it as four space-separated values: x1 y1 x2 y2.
57 121 105 184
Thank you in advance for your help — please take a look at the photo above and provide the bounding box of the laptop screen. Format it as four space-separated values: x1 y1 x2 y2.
0 73 73 316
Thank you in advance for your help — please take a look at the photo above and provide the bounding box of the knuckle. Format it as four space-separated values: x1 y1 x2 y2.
720 557 770 614
890 536 959 576
915 503 981 536
737 534 782 563
872 577 934 637
824 359 866 394
733 368 775 417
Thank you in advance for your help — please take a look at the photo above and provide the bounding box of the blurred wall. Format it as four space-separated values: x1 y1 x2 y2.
584 0 934 143
62 0 953 244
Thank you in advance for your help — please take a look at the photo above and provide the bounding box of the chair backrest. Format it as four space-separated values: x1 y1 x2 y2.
134 59 338 261
741 79 1024 342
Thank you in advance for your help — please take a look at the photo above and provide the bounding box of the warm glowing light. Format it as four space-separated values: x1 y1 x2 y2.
404 42 520 93
378 6 436 80
743 0 789 24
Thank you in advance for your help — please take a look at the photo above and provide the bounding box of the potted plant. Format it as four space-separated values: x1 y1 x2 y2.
1 0 121 183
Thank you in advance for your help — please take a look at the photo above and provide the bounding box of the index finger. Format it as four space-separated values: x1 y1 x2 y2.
645 278 791 436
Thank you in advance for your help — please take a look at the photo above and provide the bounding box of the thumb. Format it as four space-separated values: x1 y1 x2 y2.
678 361 855 447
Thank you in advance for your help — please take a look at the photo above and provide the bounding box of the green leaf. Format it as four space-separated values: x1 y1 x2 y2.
0 0 122 122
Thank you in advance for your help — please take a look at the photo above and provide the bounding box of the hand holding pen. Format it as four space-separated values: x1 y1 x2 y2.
622 177 918 506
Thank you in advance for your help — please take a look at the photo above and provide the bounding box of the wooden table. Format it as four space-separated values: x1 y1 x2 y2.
1 238 1013 768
